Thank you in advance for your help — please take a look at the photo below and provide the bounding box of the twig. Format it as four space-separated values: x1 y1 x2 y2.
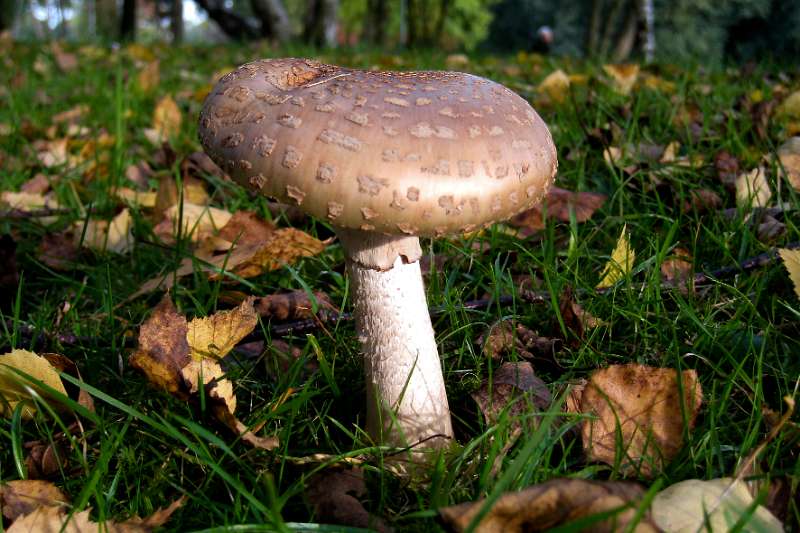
5 241 800 349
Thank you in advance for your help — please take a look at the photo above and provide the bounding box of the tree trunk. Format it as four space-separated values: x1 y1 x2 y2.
365 0 387 45
170 0 184 44
120 0 136 41
194 0 260 40
641 0 655 62
599 0 627 58
0 0 14 32
587 0 604 55
250 0 292 42
95 0 117 41
406 0 416 47
433 0 451 44
303 0 338 47
612 5 638 62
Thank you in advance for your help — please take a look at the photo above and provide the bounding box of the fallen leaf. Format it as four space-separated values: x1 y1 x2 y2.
558 287 604 340
153 203 232 244
0 480 69 521
137 60 160 92
777 136 800 191
114 187 157 208
661 247 693 291
0 350 69 419
681 189 722 214
129 295 192 398
659 141 680 163
603 64 639 95
125 161 153 189
779 248 800 300
652 478 783 532
208 228 326 279
154 175 209 214
50 42 77 72
479 319 561 361
35 138 69 168
76 208 133 254
509 187 606 236
736 166 772 208
180 151 227 182
20 173 51 194
251 290 338 321
472 362 551 430
445 54 469 69
38 231 79 270
777 90 800 119
537 69 570 104
581 364 702 477
52 105 88 125
186 298 258 360
25 438 67 479
306 468 390 533
217 210 276 247
596 225 635 289
438 478 657 532
1 191 60 213
144 95 182 144
757 214 786 242
181 358 236 413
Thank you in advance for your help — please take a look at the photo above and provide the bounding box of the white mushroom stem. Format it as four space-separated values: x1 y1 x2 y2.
337 228 453 452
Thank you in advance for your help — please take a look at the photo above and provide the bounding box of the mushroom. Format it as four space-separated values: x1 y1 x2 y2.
198 58 557 459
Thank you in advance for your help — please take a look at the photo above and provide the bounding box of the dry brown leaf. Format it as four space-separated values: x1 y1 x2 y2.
76 209 133 254
217 210 276 248
0 480 69 521
154 175 209 214
124 161 153 189
777 136 800 191
558 287 604 341
181 358 236 413
681 188 722 214
129 295 191 398
50 42 77 72
580 364 703 477
714 150 740 188
7 501 184 533
251 290 338 321
52 105 88 125
472 362 551 429
209 228 326 279
736 166 772 208
0 350 69 419
478 319 560 362
438 478 657 532
306 468 391 533
137 60 160 93
661 247 693 291
603 64 640 95
35 138 69 168
509 187 606 237
186 297 258 360
20 174 51 195
38 231 79 270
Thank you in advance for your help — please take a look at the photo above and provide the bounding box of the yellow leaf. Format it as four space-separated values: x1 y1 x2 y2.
145 95 182 144
214 228 327 279
659 141 680 163
186 297 258 360
642 74 675 93
597 225 635 289
0 350 68 419
124 42 155 62
537 69 570 104
778 90 800 119
779 248 800 300
113 187 157 208
735 166 771 208
181 358 236 413
602 64 639 95
156 203 232 243
1 191 60 212
77 208 133 254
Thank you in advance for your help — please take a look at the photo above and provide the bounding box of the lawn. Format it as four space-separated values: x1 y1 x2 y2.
1 39 799 531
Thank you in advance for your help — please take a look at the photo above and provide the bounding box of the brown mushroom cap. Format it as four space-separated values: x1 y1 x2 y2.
199 58 557 237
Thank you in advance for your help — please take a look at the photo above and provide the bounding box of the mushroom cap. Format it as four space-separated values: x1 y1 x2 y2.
199 58 557 237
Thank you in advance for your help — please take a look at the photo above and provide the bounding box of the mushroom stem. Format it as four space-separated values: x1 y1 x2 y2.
338 229 453 453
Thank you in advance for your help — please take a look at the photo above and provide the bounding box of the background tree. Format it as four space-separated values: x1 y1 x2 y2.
303 0 338 47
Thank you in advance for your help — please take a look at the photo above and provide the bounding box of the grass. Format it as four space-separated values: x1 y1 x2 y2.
1 39 799 531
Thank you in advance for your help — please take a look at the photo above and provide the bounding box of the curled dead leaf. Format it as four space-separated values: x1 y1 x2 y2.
0 480 69 521
306 468 391 533
472 362 551 430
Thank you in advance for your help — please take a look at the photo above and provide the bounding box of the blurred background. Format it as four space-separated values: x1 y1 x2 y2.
2 0 800 64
